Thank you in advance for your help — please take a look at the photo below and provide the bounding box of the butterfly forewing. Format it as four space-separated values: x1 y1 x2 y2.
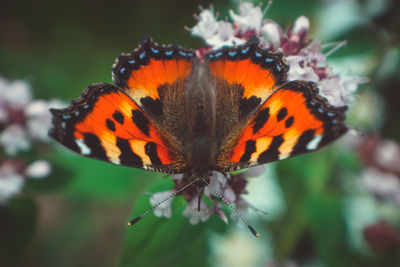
49 83 185 173
112 37 197 124
111 37 199 159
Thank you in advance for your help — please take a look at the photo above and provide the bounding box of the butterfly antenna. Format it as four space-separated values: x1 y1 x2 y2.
127 178 199 226
205 180 260 237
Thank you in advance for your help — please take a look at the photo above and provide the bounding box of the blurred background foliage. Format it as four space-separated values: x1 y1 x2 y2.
0 0 399 266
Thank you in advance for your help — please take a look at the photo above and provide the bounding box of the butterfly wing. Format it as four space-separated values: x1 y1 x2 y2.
205 37 348 172
111 36 198 155
51 37 199 173
214 80 348 172
203 37 289 150
49 83 185 173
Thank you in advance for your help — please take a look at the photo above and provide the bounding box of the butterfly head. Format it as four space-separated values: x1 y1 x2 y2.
190 173 211 194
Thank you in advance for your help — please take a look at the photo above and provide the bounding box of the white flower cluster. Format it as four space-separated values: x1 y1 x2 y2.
190 2 366 107
0 78 63 155
150 166 265 225
359 138 400 207
361 168 400 206
0 76 60 204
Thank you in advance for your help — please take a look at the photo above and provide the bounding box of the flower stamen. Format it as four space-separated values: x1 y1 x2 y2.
323 40 347 57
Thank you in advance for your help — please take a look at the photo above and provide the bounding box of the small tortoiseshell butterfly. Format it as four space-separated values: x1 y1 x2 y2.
49 36 347 216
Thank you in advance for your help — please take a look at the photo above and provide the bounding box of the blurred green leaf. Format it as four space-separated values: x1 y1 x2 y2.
25 163 73 193
51 149 161 199
119 179 225 267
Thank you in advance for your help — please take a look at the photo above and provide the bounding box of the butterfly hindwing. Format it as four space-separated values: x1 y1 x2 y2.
214 80 348 172
49 83 185 173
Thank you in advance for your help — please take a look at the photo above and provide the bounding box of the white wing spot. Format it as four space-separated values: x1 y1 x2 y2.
279 154 289 160
306 134 323 150
75 139 91 155
111 159 120 165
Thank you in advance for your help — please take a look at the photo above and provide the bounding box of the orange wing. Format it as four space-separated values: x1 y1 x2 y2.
206 36 289 111
204 37 290 148
49 83 185 173
112 36 196 120
215 81 348 172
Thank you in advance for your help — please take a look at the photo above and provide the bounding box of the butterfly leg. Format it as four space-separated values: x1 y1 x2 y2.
196 185 205 212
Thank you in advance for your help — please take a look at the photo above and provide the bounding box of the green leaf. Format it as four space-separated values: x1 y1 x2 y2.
51 150 161 199
306 194 349 266
119 179 225 267
24 163 74 193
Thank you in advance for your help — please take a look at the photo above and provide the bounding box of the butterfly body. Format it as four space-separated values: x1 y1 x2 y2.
49 36 347 185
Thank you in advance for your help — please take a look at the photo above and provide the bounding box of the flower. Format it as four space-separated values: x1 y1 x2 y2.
25 160 52 179
286 56 320 82
0 161 24 203
0 76 63 155
0 78 32 110
204 171 235 202
191 9 218 40
0 124 31 156
0 76 57 204
206 21 245 48
292 16 310 37
149 190 175 218
148 166 265 225
363 221 400 253
229 2 263 33
183 198 211 224
25 99 64 141
359 136 400 176
361 168 400 202
262 21 282 49
188 2 366 108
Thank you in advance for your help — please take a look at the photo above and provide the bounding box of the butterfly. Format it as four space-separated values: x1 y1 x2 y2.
49 36 347 221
